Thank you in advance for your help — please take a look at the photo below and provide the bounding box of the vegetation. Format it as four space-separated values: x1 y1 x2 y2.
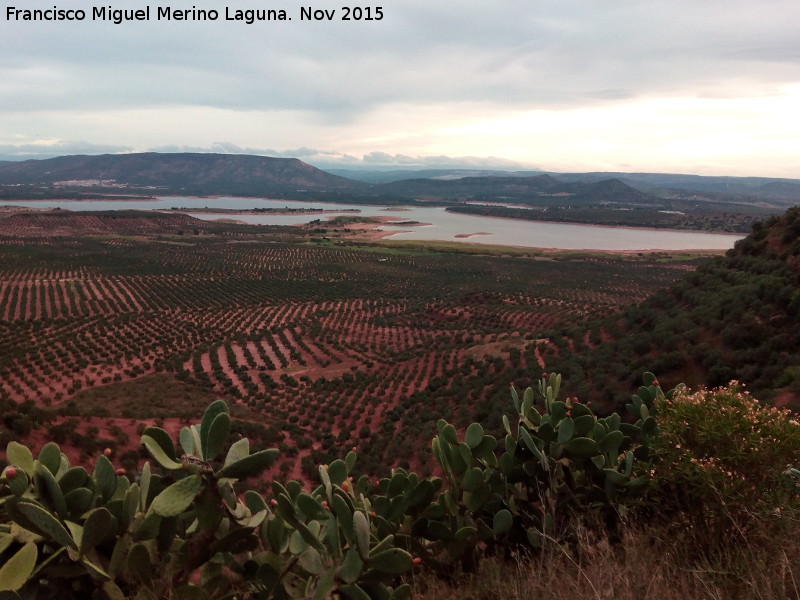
3 152 795 219
0 211 694 476
447 204 758 233
2 203 800 598
2 373 799 599
544 206 800 412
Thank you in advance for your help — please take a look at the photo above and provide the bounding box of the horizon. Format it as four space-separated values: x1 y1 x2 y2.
1 149 798 182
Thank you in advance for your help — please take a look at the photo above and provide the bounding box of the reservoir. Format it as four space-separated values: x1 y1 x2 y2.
0 196 744 251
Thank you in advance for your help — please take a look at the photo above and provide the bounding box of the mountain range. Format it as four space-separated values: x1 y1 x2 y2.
0 152 798 210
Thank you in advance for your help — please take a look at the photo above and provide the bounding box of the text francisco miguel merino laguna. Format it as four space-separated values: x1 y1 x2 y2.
6 5 386 23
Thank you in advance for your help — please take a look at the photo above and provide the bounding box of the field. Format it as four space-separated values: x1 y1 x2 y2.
0 211 700 478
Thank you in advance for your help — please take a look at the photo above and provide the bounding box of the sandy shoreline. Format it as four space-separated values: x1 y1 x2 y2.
1 198 745 236
331 215 432 241
0 199 741 254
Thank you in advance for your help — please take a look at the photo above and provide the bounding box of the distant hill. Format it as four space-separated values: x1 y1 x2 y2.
374 174 661 206
555 172 800 206
0 153 363 196
546 206 800 411
0 152 796 212
328 167 800 205
0 154 663 207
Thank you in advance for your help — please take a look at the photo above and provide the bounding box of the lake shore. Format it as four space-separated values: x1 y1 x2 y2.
0 197 743 251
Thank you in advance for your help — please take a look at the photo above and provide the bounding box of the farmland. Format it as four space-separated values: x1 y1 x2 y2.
0 211 700 478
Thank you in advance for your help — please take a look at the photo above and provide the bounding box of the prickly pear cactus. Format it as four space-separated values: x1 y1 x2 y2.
424 371 660 557
0 399 281 599
0 374 662 597
246 453 415 599
0 399 418 600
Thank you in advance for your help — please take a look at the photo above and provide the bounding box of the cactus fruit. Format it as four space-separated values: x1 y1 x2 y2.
3 466 27 497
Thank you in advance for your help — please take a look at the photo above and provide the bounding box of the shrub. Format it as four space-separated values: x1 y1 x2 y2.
649 381 800 547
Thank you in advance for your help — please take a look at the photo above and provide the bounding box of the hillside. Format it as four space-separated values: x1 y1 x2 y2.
543 206 800 410
0 152 363 196
330 167 800 206
374 174 661 206
554 171 800 206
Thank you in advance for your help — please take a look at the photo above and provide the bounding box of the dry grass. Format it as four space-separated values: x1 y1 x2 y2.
411 518 800 600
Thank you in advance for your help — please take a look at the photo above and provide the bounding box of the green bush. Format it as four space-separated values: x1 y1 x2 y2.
649 382 800 547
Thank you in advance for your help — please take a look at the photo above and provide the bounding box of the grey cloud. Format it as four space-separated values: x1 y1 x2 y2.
2 0 799 177
3 0 799 117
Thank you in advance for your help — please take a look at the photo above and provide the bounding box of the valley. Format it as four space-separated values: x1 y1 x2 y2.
0 210 700 479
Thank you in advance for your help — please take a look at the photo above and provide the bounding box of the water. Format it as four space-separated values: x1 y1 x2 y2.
0 196 743 251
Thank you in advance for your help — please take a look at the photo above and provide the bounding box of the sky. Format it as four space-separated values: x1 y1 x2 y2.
2 0 800 177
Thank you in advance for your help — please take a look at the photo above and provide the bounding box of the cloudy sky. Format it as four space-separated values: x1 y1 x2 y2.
2 0 800 176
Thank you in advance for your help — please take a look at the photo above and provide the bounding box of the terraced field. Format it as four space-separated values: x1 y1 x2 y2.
0 213 698 477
